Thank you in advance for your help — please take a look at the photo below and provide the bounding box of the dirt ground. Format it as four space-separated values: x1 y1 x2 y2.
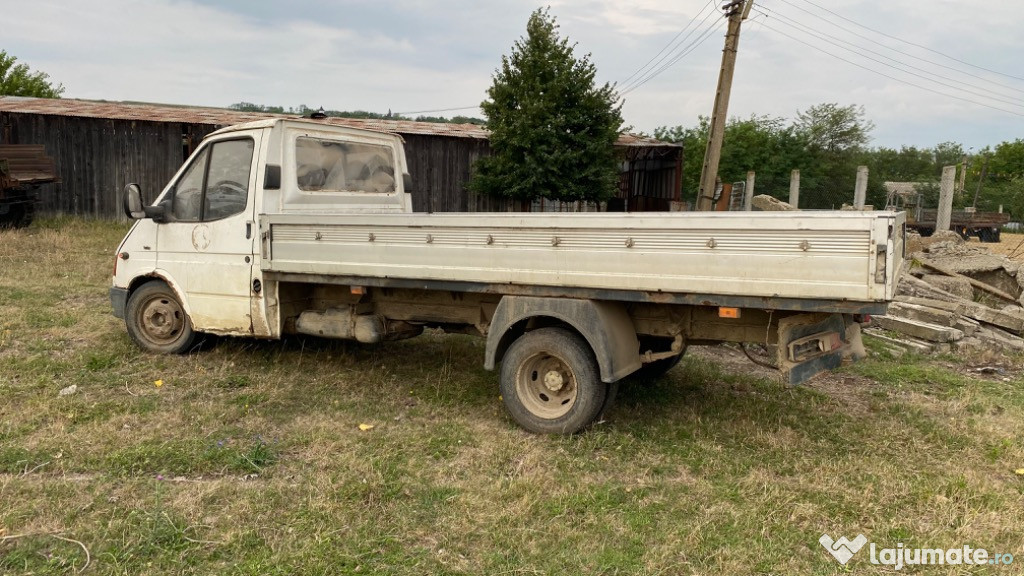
981 232 1024 261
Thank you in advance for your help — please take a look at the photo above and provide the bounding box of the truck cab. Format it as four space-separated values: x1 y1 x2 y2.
112 119 412 346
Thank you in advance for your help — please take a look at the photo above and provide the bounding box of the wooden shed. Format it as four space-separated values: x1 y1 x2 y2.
0 96 681 218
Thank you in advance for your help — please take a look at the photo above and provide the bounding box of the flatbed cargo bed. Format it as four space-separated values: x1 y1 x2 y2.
262 210 905 312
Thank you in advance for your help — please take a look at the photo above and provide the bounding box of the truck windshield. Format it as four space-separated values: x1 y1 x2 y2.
295 137 396 194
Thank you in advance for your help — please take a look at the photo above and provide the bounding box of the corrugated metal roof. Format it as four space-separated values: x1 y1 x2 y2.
615 133 677 147
0 96 677 147
884 181 926 195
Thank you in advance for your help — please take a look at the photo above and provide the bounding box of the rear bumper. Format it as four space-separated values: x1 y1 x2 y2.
110 286 128 319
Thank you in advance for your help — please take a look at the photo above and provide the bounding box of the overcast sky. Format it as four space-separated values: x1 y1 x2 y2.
3 0 1023 150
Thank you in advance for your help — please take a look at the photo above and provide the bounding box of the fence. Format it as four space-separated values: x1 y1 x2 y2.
716 166 888 211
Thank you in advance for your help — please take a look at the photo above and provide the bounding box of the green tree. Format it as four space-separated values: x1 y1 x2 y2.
470 8 623 203
791 103 876 208
987 139 1024 181
866 146 935 182
655 114 809 203
974 139 1024 216
932 141 965 177
795 103 874 153
0 51 64 98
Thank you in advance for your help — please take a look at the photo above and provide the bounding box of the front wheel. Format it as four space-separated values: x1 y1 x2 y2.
125 280 197 354
499 328 606 434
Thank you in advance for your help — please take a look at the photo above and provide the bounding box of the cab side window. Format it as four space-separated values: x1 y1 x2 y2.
168 138 255 222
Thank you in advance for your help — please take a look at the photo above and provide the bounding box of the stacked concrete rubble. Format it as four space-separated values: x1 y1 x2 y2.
868 230 1024 355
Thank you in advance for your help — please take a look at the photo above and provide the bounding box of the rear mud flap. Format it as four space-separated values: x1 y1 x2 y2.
777 313 861 386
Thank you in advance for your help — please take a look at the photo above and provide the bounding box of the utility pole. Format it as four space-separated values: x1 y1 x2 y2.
971 156 989 209
957 154 968 195
697 0 753 211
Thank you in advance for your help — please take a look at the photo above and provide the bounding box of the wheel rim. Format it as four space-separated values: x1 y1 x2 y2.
515 352 578 419
137 294 187 345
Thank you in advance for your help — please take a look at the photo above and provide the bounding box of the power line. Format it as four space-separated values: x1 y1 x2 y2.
788 0 1024 84
757 20 1024 117
774 0 1024 96
620 18 724 95
619 5 724 94
623 14 725 93
392 105 482 116
620 15 727 95
753 6 1024 110
618 0 716 87
741 8 770 42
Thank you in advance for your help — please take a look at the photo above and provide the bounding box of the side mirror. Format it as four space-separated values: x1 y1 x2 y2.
402 173 413 193
123 183 146 219
143 203 167 221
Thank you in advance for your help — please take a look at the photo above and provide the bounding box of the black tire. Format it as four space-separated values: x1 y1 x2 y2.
125 280 197 354
499 327 606 434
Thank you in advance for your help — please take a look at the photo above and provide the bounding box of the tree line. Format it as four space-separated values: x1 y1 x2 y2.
227 102 485 126
654 105 1024 216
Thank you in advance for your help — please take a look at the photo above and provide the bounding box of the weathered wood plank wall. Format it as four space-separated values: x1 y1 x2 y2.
0 112 216 220
1 112 680 218
401 134 514 212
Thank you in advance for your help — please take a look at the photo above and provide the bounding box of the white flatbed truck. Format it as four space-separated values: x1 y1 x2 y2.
111 118 906 433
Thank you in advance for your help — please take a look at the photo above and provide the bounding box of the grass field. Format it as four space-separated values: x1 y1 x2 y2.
2 218 1023 575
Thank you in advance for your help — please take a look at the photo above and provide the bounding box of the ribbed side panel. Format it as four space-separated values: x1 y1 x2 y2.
264 212 901 302
271 226 870 255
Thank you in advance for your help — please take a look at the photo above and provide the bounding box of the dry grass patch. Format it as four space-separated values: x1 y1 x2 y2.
2 219 1023 574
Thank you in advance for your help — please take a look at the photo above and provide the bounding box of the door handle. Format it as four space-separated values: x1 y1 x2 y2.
246 221 253 239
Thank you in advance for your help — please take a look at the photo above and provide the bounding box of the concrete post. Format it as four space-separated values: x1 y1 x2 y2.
744 171 755 211
789 169 800 209
854 166 868 209
936 165 956 233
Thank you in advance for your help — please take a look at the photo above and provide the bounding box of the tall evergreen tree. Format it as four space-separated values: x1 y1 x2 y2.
471 8 623 203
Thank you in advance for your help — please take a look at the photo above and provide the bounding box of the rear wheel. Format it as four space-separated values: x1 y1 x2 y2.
500 328 606 434
125 280 197 354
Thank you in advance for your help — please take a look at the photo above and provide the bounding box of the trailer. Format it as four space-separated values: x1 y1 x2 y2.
913 208 1008 242
111 118 905 433
887 189 1007 242
0 144 58 228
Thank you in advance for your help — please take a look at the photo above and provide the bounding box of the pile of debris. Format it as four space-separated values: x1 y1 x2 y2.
867 230 1024 355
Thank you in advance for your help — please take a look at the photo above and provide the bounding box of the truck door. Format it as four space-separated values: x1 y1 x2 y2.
155 132 265 335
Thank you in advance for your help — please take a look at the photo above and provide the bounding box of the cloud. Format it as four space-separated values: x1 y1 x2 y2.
1 0 1022 148
559 0 696 36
